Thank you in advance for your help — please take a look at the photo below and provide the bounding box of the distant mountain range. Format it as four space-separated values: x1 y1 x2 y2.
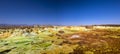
0 24 120 29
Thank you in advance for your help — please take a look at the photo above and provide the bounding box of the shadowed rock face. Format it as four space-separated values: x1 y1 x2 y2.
58 30 65 34
0 49 12 54
0 45 17 54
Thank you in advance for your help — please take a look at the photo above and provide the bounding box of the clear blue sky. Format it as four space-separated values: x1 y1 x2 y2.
0 0 120 25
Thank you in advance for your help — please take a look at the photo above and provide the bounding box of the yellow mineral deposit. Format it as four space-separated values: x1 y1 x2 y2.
0 25 120 54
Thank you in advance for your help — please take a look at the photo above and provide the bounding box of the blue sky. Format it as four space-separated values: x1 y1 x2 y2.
0 0 120 25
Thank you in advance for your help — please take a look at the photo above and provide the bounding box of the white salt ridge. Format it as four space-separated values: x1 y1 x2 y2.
70 35 80 39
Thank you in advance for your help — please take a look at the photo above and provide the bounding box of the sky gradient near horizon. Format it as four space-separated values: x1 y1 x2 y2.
0 0 120 25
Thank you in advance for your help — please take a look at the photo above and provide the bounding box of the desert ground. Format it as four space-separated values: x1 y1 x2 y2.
0 25 120 54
